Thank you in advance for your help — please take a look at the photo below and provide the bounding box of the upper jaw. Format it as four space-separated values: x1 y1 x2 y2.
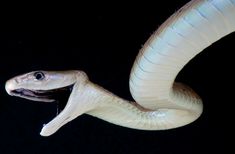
6 81 75 103
9 88 55 102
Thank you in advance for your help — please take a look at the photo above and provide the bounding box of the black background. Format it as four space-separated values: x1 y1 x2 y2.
0 0 234 153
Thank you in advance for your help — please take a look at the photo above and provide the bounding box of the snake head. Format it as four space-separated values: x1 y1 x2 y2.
5 70 81 102
5 70 88 136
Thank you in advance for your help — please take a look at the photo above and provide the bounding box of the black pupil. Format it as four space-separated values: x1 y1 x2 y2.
34 72 44 80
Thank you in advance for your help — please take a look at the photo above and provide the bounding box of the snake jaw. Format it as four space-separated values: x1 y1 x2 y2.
9 88 56 102
40 114 72 136
6 83 75 136
8 84 74 103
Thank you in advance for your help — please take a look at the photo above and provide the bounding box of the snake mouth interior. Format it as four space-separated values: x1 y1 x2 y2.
10 84 74 113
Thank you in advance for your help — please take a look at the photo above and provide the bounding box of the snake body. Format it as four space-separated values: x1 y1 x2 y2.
5 0 235 136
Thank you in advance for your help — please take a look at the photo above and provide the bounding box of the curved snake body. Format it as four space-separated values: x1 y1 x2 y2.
5 0 235 136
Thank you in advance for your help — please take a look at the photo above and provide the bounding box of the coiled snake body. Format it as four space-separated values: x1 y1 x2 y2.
5 0 235 136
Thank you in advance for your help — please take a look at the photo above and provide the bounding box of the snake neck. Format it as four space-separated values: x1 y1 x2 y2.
83 81 201 130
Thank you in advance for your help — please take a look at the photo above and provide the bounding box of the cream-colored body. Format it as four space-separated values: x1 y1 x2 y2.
5 0 235 136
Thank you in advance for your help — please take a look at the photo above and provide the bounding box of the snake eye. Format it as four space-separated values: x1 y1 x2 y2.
34 71 45 80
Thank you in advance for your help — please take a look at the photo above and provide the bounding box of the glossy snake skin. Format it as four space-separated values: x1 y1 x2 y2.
5 0 235 136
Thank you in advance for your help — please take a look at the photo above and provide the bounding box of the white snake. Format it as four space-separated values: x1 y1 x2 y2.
5 0 235 136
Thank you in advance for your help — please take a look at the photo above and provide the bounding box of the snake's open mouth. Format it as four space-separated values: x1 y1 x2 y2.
10 84 74 113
